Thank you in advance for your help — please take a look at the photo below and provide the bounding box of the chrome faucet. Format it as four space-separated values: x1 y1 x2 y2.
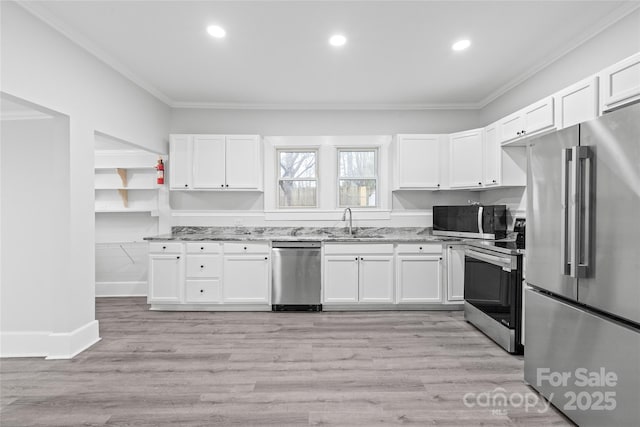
341 207 353 235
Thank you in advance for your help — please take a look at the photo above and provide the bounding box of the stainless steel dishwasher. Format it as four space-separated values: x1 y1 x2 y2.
271 241 322 311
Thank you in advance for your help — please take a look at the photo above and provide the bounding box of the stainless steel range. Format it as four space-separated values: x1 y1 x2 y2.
463 241 524 354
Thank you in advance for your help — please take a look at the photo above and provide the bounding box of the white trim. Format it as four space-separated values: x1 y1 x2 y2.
171 101 480 110
1 320 100 359
46 320 101 360
264 209 391 221
172 210 265 217
0 331 50 358
0 111 54 121
96 281 147 297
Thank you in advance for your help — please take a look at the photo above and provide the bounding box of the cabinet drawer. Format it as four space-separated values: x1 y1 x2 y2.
185 279 221 303
186 242 222 254
324 243 394 255
396 243 442 254
224 242 270 254
149 242 183 254
186 255 221 278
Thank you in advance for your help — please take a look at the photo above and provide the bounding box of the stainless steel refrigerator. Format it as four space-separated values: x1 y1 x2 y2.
524 102 640 426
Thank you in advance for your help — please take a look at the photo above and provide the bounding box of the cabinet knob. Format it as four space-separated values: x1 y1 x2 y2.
200 289 204 293
244 246 247 250
492 179 496 183
437 184 440 187
517 131 521 136
439 257 442 260
200 265 204 268
419 246 423 250
184 184 188 188
221 184 224 188
478 182 482 186
225 184 229 188
200 247 204 250
360 257 364 261
355 257 358 260
522 130 526 134
176 256 180 259
162 246 166 250
264 257 268 260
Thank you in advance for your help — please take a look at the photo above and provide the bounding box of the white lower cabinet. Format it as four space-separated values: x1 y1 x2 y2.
184 244 222 303
323 255 359 303
223 254 270 303
445 244 465 303
323 244 394 304
358 256 395 303
396 244 442 304
148 253 183 304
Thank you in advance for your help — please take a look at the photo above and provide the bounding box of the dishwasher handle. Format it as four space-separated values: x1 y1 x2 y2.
272 241 321 248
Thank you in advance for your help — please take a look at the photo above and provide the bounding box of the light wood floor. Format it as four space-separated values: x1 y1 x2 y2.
1 298 573 426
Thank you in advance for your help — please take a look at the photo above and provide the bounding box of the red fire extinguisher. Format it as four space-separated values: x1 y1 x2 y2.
156 158 164 185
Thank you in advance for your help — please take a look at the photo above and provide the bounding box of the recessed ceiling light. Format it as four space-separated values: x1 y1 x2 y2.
329 34 347 47
207 25 226 39
452 39 471 51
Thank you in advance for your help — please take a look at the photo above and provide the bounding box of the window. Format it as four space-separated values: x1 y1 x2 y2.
277 150 317 208
338 149 377 207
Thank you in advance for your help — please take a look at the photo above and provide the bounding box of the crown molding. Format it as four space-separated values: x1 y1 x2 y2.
169 101 482 111
476 1 640 109
16 0 173 106
0 111 53 121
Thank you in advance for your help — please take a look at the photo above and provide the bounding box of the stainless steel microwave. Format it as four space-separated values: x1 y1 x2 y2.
432 205 507 239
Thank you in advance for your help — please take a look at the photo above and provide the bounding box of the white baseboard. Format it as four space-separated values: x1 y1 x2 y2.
1 320 100 359
46 320 101 360
0 331 50 358
96 281 147 297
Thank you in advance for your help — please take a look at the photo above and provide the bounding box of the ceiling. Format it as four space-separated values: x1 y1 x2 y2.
20 1 640 109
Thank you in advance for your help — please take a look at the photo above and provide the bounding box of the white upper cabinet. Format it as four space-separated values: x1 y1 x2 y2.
394 134 442 190
499 97 555 145
599 52 640 113
169 135 191 189
169 134 262 191
483 122 500 187
192 135 226 189
554 76 599 129
225 135 261 189
449 128 484 189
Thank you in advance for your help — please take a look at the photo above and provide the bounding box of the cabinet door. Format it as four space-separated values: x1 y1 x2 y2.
523 97 555 135
446 245 465 302
498 113 523 144
192 135 226 189
396 255 442 303
555 76 598 129
395 134 441 189
169 135 191 189
225 135 261 189
358 255 394 303
148 254 183 303
449 129 483 188
599 52 640 112
483 123 500 186
323 255 359 303
185 279 221 303
223 255 270 303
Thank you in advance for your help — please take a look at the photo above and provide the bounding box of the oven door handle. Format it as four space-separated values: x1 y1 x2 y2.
465 248 513 271
477 206 484 235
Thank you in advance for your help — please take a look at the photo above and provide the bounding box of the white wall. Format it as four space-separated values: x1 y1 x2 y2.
480 8 640 124
0 2 170 358
170 108 481 136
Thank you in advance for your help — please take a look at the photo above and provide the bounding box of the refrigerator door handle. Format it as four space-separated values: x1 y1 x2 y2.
560 148 573 276
576 146 592 278
477 206 484 235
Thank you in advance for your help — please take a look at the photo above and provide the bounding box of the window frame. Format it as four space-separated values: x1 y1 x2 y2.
336 148 379 208
276 148 319 209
